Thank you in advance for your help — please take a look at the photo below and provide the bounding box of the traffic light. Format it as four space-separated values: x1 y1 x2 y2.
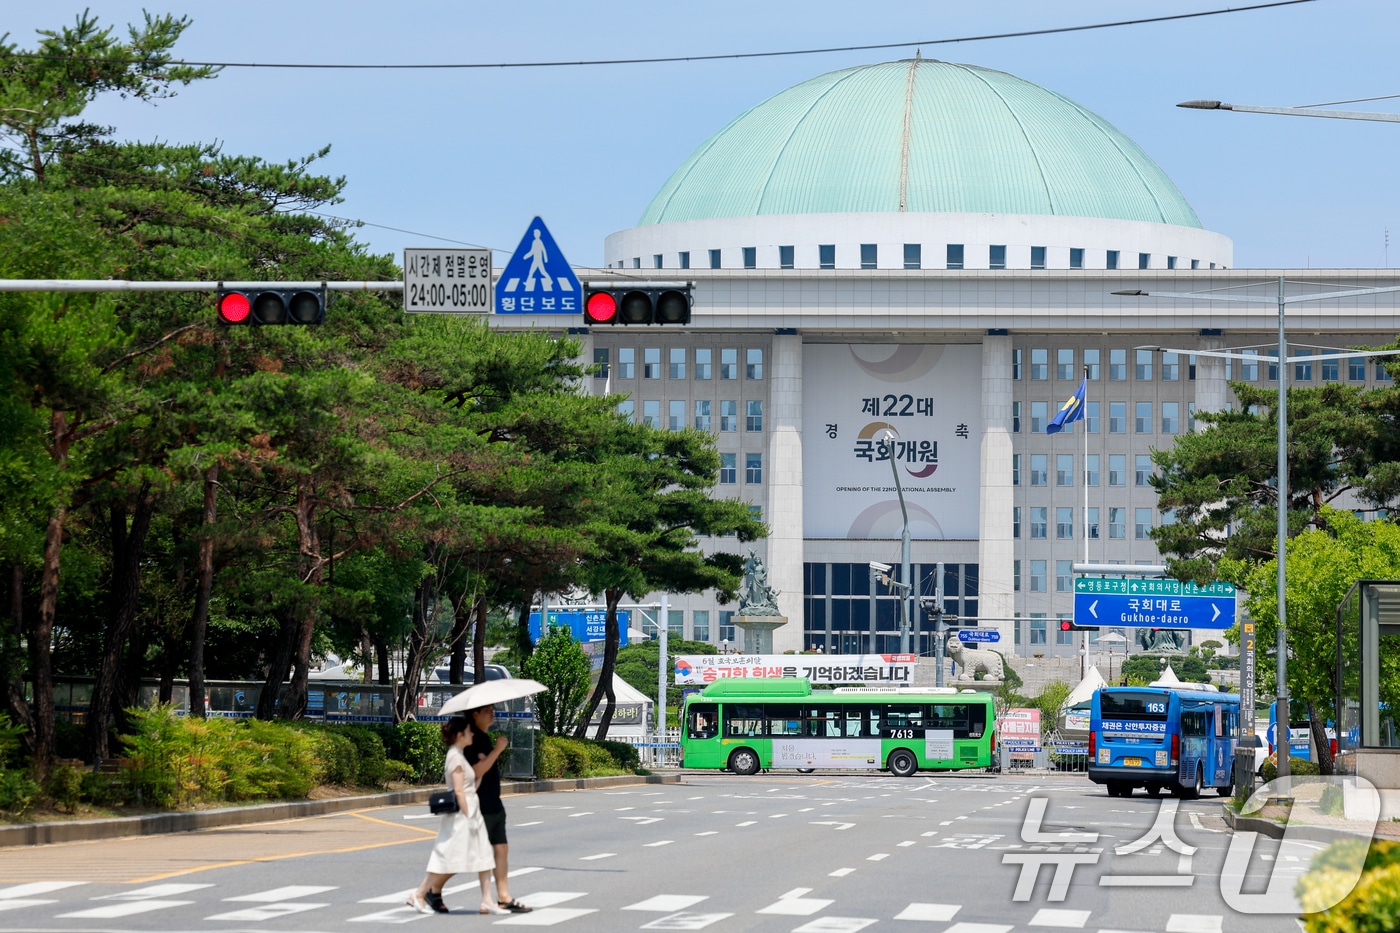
217 288 325 326
583 282 691 326
1060 619 1091 632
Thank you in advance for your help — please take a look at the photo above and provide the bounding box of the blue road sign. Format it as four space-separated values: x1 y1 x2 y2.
529 609 629 645
496 216 581 315
957 629 1001 643
1073 576 1236 629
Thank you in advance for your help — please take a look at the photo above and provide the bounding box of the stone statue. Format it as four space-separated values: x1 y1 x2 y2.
946 635 1005 685
1136 628 1188 653
738 550 781 616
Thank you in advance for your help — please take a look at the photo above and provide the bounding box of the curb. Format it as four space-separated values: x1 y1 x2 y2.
1220 801 1379 843
0 773 682 848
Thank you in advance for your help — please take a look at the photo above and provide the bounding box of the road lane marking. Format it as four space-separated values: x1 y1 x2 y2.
829 868 856 877
641 911 732 929
58 900 194 918
579 852 615 860
866 853 889 861
0 883 85 898
495 907 596 925
792 918 875 932
206 902 328 921
1028 907 1091 927
894 903 960 921
624 895 709 911
224 885 337 902
644 840 674 847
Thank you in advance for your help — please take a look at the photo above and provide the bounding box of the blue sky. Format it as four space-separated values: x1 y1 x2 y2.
8 1 1399 270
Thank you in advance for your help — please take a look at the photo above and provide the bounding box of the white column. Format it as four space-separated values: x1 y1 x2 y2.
766 334 805 653
977 337 1015 645
1195 335 1227 425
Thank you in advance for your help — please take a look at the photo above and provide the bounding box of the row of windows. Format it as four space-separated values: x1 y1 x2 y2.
1012 506 1175 542
618 399 766 433
1013 452 1160 488
595 347 763 381
638 609 738 646
1012 401 1192 435
619 246 1218 271
1014 347 1394 384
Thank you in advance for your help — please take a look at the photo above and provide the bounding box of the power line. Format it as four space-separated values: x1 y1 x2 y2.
8 2 1314 71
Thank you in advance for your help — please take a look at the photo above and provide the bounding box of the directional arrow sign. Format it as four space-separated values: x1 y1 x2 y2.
1073 589 1235 630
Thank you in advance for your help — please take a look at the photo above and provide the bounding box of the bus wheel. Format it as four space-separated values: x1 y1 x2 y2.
888 749 918 777
729 748 760 776
1217 778 1234 797
797 768 815 773
1189 766 1204 799
1146 783 1162 797
1105 781 1123 797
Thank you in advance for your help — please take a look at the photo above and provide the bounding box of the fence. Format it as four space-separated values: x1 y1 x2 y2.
998 730 1090 773
617 729 682 769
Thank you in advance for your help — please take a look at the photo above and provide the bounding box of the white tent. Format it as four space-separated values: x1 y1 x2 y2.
583 674 655 739
1151 665 1183 687
1063 665 1107 709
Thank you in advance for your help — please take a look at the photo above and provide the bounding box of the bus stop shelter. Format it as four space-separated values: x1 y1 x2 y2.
1336 580 1400 808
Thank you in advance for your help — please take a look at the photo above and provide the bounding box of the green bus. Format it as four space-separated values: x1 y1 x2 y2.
679 678 997 776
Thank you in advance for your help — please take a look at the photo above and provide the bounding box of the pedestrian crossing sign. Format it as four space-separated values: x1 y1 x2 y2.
495 216 581 315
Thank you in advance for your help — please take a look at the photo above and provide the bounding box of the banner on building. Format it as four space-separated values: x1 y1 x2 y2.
673 653 917 686
998 708 1042 749
801 344 982 540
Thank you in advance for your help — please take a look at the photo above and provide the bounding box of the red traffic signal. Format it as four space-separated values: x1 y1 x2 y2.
1060 619 1090 632
217 288 325 326
582 282 691 326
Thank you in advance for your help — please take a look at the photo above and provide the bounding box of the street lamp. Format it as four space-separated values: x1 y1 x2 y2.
1178 99 1400 124
876 430 915 657
1113 277 1400 784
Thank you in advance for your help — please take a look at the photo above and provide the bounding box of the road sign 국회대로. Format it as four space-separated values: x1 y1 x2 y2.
957 629 1001 643
403 248 492 313
1072 576 1236 629
496 217 581 315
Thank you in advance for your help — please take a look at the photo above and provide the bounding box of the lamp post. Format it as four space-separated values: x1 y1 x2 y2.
1113 278 1400 785
877 431 915 656
1179 99 1400 124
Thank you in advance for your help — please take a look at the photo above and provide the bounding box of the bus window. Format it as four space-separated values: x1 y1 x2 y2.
931 704 971 735
688 704 718 740
767 706 802 736
1100 691 1169 719
968 704 987 739
725 704 764 737
806 706 842 738
884 704 928 730
843 708 869 738
1180 711 1209 737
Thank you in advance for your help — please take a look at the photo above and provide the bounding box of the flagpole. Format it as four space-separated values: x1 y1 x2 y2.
1082 365 1089 565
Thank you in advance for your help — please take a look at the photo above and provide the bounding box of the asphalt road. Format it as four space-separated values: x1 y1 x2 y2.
0 772 1316 933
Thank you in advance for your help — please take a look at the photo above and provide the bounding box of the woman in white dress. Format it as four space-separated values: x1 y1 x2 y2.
408 716 509 915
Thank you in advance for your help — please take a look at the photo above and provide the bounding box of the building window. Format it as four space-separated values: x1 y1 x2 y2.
779 245 794 269
989 244 1006 269
1109 454 1126 487
1106 250 1120 270
721 348 738 380
1188 402 1196 432
709 249 722 269
719 453 736 484
947 244 964 269
644 348 661 379
695 348 712 380
1012 401 1021 433
745 453 763 484
1167 256 1177 270
1014 561 1022 592
593 347 609 380
1012 454 1021 486
1161 402 1179 434
1378 361 1393 382
743 247 757 269
860 244 877 269
1085 454 1100 486
746 400 763 432
617 347 635 380
1030 454 1047 487
746 348 763 380
1057 454 1073 486
1242 350 1259 381
719 610 735 644
1070 247 1084 269
720 400 737 432
1109 349 1126 381
1012 348 1022 380
1031 246 1047 269
1031 507 1047 539
1135 401 1152 433
1031 348 1048 380
1323 356 1339 381
819 244 835 269
1162 352 1179 381
618 399 634 420
1057 349 1074 381
1349 356 1366 381
669 347 686 379
1084 348 1099 380
1139 252 1151 270
1109 508 1125 539
692 610 710 643
1295 349 1313 381
678 251 690 269
632 257 641 268
1030 401 1047 433
668 609 684 637
653 254 663 269
695 400 712 431
1191 259 1200 269
1135 507 1152 539
904 243 921 269
1135 349 1153 381
1030 614 1047 643
1136 454 1153 486
642 400 660 428
669 400 685 430
1013 507 1022 539
1085 401 1099 434
1266 350 1278 382
1056 560 1073 591
1029 561 1047 593
1161 508 1177 526
1056 508 1073 540
1086 507 1100 540
1109 401 1126 434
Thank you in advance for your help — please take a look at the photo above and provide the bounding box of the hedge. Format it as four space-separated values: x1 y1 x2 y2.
1260 756 1320 783
535 736 634 779
1300 840 1400 933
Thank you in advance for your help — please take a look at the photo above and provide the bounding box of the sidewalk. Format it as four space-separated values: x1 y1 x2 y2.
0 773 682 848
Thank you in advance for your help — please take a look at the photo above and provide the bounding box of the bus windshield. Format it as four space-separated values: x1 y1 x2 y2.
1099 690 1169 720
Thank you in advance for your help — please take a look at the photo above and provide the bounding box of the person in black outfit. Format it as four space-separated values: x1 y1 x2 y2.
467 704 531 913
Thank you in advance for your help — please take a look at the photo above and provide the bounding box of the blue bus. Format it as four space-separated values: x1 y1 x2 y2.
1089 685 1241 798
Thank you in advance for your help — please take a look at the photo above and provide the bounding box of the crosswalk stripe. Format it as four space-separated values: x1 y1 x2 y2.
206 901 328 921
641 912 732 930
494 906 596 925
0 882 85 899
97 882 213 899
348 905 430 923
58 899 194 919
224 884 337 902
624 895 708 911
0 900 60 913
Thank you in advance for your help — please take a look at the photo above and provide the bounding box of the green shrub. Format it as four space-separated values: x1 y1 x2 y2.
80 769 128 806
0 769 40 817
1260 756 1320 783
1302 862 1400 933
387 721 446 784
44 760 84 812
308 729 359 785
53 721 86 764
334 726 388 787
592 739 640 773
384 759 416 783
535 736 629 779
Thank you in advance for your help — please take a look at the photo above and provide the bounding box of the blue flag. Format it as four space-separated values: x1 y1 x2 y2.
1046 377 1087 434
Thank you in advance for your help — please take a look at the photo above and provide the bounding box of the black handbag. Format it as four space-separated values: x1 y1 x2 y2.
428 789 459 814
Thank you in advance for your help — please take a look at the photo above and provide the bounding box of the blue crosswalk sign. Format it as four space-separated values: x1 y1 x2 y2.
495 217 581 315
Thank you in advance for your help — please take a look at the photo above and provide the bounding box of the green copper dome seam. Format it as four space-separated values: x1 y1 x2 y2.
957 62 1059 216
753 67 864 217
639 104 755 226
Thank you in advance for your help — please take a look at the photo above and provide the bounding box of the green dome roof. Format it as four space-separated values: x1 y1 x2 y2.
639 59 1201 228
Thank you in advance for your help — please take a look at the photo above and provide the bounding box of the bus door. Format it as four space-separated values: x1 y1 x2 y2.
1178 706 1211 785
687 703 718 740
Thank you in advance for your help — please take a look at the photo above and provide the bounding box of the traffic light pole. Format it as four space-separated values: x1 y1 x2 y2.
0 279 405 293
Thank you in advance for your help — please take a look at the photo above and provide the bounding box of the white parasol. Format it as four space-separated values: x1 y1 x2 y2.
437 678 547 717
